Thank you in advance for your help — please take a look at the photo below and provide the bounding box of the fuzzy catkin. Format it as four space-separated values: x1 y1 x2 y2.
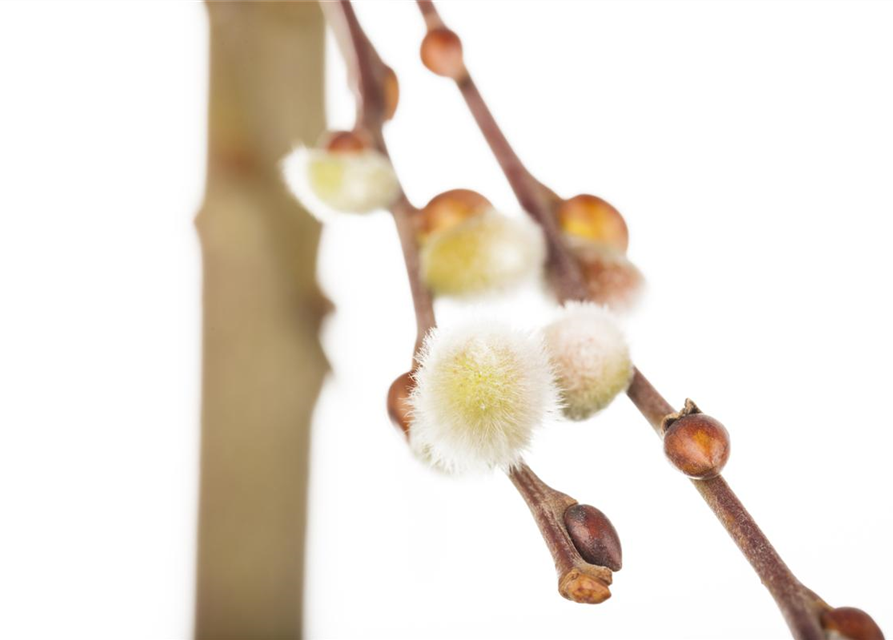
281 146 399 218
420 210 545 296
542 302 632 421
409 322 557 473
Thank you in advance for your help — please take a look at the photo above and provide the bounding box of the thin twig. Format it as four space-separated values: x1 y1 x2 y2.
322 1 435 361
414 2 835 638
509 462 613 604
323 1 615 605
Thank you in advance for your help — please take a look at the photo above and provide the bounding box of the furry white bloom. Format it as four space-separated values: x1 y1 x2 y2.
281 146 399 218
409 321 557 473
542 302 633 421
420 210 545 296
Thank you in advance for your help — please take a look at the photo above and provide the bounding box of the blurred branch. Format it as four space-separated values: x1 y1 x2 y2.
194 3 327 638
322 0 435 361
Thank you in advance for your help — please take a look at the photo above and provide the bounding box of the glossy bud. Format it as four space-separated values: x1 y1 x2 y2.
663 413 731 479
564 504 622 571
420 28 465 79
558 195 629 252
383 67 399 120
821 606 884 640
320 130 369 154
386 372 414 438
418 189 491 241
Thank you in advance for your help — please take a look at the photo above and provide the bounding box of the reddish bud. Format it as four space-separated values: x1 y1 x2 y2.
821 607 884 640
386 372 414 438
383 67 399 120
664 413 730 479
557 195 629 252
564 504 622 571
320 130 369 154
419 188 492 240
420 28 466 80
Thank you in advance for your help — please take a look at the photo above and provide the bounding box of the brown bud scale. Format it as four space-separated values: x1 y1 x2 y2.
321 130 369 154
383 67 399 120
420 28 465 80
386 372 414 438
821 607 885 640
557 194 629 252
663 413 730 479
418 188 491 240
564 504 622 571
559 567 612 605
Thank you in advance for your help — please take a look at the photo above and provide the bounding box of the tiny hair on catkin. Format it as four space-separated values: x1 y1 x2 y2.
281 145 399 219
408 321 558 473
420 210 545 297
542 302 633 421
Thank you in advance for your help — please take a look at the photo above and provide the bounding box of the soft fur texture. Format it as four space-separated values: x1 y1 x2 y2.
409 322 557 474
542 302 632 421
281 146 399 218
420 210 545 296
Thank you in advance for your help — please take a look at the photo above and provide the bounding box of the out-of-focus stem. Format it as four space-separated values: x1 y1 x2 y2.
195 3 328 638
324 0 435 361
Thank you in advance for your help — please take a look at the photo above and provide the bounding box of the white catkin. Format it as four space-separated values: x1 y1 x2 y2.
542 301 633 421
420 210 546 296
409 321 558 474
280 146 399 219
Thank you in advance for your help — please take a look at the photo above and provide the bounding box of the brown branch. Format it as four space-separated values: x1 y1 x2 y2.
457 78 589 302
509 462 613 604
322 0 435 361
411 2 875 639
415 1 588 303
323 3 884 637
626 368 674 435
324 0 620 605
391 196 435 359
628 372 828 637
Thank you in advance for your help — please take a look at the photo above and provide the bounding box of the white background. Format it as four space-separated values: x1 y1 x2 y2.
1 2 891 639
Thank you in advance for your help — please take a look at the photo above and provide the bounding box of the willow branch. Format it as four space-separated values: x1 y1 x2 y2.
414 2 845 638
324 0 617 604
323 0 435 361
509 462 613 604
415 1 588 303
627 370 828 637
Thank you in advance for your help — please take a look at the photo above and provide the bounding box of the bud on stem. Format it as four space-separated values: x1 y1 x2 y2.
508 462 614 604
821 607 885 640
420 28 467 80
386 371 414 438
662 400 730 479
564 504 622 572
